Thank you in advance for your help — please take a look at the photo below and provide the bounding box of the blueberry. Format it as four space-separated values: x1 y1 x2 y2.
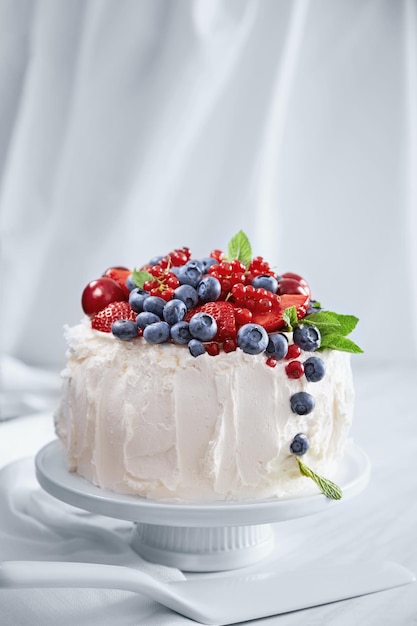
171 321 193 344
126 274 137 292
197 276 221 302
149 255 164 266
189 312 218 341
188 338 206 357
237 323 269 355
293 325 321 352
304 356 326 382
174 284 199 310
136 311 161 329
111 320 138 341
143 295 166 318
266 333 288 360
129 288 150 312
162 298 187 325
252 275 278 293
177 261 203 287
143 321 170 344
289 433 310 456
306 300 323 315
199 257 218 273
290 392 315 415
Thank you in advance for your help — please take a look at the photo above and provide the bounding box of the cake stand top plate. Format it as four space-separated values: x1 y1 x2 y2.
35 440 370 527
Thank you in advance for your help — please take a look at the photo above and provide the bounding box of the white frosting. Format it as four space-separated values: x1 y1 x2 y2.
55 320 355 501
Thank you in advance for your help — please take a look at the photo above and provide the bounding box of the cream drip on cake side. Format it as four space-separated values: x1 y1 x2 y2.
55 320 354 501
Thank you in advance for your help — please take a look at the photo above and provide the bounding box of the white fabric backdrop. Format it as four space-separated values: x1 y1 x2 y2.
0 0 416 369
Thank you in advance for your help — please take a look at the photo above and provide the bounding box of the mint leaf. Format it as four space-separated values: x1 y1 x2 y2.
318 334 363 353
283 306 298 331
302 311 341 332
303 311 359 336
132 269 153 288
227 231 252 268
296 457 342 500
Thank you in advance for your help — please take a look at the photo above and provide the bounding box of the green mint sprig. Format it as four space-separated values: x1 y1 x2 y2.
283 307 363 354
132 268 153 289
227 230 252 268
296 457 342 500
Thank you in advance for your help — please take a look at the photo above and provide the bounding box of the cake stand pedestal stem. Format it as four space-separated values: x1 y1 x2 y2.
130 523 275 572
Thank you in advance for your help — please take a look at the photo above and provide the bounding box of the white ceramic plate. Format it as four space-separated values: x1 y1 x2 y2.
35 440 370 527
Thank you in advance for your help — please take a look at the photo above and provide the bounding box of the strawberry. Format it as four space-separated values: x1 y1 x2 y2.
251 293 310 332
185 301 237 341
91 301 138 333
103 267 132 297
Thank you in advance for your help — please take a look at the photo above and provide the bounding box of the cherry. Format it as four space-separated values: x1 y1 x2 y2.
82 277 127 316
277 278 310 297
280 273 311 296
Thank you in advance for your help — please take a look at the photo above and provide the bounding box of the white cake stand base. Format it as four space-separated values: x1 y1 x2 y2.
35 441 370 572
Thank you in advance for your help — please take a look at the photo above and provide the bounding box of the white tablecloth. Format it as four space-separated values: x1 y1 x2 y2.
0 362 416 625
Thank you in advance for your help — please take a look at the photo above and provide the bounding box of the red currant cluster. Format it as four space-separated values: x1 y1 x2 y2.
158 247 191 269
208 260 247 299
246 256 275 283
230 284 280 314
142 267 180 301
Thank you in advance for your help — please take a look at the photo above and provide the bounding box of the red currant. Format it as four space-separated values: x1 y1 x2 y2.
205 342 220 356
223 339 237 353
285 360 304 379
210 249 225 262
285 344 302 360
266 357 277 368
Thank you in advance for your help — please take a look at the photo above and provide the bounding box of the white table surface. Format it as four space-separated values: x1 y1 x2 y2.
0 361 416 625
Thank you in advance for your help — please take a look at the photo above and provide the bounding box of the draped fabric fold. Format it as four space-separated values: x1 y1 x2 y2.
0 0 416 368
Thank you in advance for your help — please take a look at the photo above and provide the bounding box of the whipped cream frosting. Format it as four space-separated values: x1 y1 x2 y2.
55 320 354 501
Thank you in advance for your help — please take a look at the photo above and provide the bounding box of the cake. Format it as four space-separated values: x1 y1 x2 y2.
55 231 362 502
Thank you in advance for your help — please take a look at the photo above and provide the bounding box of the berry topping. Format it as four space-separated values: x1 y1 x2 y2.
285 360 304 379
136 311 161 329
188 338 206 357
265 333 288 360
174 284 199 310
285 344 302 360
186 301 237 342
251 275 278 293
143 296 166 318
170 321 193 345
82 277 128 316
237 323 269 355
103 267 132 297
293 325 321 352
189 312 218 341
111 319 139 341
143 321 171 344
304 356 326 382
231 285 309 333
197 276 221 302
290 392 315 415
277 277 310 297
129 288 150 313
290 433 310 456
84 231 362 357
177 261 203 288
162 299 187 325
91 301 137 333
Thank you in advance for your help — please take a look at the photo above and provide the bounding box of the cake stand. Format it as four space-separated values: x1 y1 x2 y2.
35 440 370 572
